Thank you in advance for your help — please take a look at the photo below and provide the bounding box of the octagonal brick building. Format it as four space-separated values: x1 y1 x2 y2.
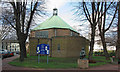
29 8 89 57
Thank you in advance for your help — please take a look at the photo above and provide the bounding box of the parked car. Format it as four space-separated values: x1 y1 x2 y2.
7 51 14 57
0 50 4 59
16 51 20 54
0 49 8 59
0 49 15 59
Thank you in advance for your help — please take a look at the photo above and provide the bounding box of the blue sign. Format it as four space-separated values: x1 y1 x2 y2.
37 44 49 55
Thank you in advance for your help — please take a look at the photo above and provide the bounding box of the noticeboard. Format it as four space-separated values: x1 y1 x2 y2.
36 44 49 55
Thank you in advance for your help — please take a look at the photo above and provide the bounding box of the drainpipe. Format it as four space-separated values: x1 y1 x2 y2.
38 38 39 44
46 37 52 57
55 29 57 36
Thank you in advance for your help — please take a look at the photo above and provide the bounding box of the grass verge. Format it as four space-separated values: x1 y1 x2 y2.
9 55 111 69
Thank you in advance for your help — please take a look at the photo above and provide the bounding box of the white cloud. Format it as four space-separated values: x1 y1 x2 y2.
46 0 66 12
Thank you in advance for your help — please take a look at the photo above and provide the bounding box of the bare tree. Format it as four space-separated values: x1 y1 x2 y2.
98 2 117 60
1 0 46 61
0 15 16 49
74 2 113 60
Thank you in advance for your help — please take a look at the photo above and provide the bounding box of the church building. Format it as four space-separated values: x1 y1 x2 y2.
29 8 89 57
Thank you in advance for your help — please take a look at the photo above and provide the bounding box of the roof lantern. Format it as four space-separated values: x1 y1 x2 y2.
53 8 58 16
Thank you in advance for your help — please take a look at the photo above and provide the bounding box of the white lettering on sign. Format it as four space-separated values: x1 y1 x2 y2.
45 46 47 50
47 50 49 54
37 50 40 53
37 47 39 50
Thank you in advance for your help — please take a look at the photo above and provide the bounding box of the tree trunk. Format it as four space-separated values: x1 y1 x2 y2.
116 1 120 59
116 42 120 59
88 26 96 60
19 39 27 61
19 41 25 62
23 45 27 58
18 33 27 61
100 33 110 60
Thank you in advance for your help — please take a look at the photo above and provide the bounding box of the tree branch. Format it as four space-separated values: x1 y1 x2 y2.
97 2 113 23
83 2 92 25
84 2 92 23
22 1 26 33
9 2 16 10
105 5 117 32
95 2 100 22
96 2 103 24
102 2 106 33
2 16 16 30
91 2 97 26
26 2 38 35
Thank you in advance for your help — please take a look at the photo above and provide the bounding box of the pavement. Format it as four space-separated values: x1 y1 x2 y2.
1 55 120 72
2 55 43 70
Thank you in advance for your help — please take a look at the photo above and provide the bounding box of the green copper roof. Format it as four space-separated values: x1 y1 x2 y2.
32 15 78 33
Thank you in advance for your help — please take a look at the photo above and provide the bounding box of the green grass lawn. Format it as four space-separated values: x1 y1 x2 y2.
9 55 111 69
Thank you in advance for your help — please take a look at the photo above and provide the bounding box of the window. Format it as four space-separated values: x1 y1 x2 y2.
70 32 73 36
35 31 48 38
70 31 78 36
57 44 60 51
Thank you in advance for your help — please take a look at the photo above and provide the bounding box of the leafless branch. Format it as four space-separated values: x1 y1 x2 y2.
2 16 16 30
83 2 92 25
105 5 117 32
26 2 38 35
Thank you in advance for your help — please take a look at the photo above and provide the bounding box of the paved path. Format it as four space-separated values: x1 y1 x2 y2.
2 55 44 70
89 64 119 70
2 55 119 71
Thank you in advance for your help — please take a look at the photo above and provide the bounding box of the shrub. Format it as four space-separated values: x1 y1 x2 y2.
94 52 104 56
109 52 115 57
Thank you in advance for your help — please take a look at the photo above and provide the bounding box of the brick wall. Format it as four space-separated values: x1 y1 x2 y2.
29 38 49 56
51 36 89 57
29 36 89 57
51 37 67 57
56 29 70 36
30 31 35 37
30 28 79 38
